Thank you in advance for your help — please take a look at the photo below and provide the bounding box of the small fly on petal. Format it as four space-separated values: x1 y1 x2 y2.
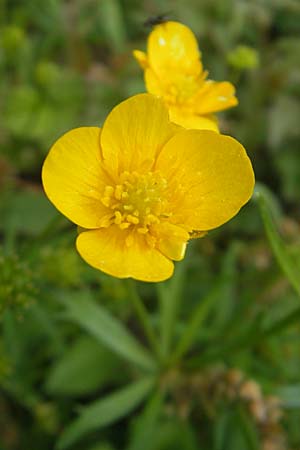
143 13 172 28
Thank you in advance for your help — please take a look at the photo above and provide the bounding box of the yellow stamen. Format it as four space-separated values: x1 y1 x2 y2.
101 171 169 238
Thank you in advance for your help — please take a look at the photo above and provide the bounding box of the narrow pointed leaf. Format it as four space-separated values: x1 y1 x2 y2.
57 376 155 449
46 336 122 396
256 190 300 297
60 292 157 372
128 391 163 450
171 280 223 362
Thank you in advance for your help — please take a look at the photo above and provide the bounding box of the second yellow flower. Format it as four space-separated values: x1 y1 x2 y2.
134 21 237 132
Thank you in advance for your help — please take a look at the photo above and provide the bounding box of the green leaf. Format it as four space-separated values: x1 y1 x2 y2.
88 445 115 450
99 0 126 53
128 391 163 450
185 312 265 369
61 291 157 372
256 189 300 297
171 280 223 362
214 406 259 450
46 336 122 396
264 305 300 336
0 190 58 236
57 376 155 449
151 419 199 450
214 411 230 450
277 384 300 408
236 406 260 450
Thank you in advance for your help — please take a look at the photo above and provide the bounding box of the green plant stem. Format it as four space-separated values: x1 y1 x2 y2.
126 280 160 358
157 259 187 361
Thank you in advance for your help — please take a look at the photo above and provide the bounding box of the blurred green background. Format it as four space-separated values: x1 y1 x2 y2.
1 0 300 449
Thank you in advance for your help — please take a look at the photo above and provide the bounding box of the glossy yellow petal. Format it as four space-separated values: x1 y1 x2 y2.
194 81 238 114
132 50 148 69
144 70 219 131
134 22 238 121
154 222 189 261
76 226 174 282
144 68 165 97
42 127 112 229
147 21 202 77
156 130 254 230
169 107 219 131
100 94 177 176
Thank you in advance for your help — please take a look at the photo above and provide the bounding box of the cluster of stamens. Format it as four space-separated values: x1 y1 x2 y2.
101 171 169 235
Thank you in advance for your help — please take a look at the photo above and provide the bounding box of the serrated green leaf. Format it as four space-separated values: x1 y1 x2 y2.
57 376 155 449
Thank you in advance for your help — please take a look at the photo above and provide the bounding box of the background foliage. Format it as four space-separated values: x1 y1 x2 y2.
1 0 300 449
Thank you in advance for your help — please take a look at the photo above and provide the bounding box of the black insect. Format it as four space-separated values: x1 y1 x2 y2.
143 13 172 28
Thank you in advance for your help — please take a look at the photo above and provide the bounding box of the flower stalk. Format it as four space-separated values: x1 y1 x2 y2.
126 279 160 358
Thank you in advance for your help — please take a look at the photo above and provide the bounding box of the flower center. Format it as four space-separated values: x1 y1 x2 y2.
101 171 169 234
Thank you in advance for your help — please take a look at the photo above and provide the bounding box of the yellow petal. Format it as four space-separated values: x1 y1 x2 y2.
169 107 219 132
42 127 112 229
147 21 202 77
76 226 174 282
155 130 255 230
132 50 148 69
144 69 218 131
100 94 177 176
144 68 165 97
194 81 238 114
153 222 189 261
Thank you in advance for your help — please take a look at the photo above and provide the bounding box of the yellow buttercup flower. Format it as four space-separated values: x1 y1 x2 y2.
133 21 238 132
42 94 254 282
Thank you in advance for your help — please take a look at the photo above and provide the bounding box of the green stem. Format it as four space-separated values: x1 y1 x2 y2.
126 279 160 358
157 257 187 361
